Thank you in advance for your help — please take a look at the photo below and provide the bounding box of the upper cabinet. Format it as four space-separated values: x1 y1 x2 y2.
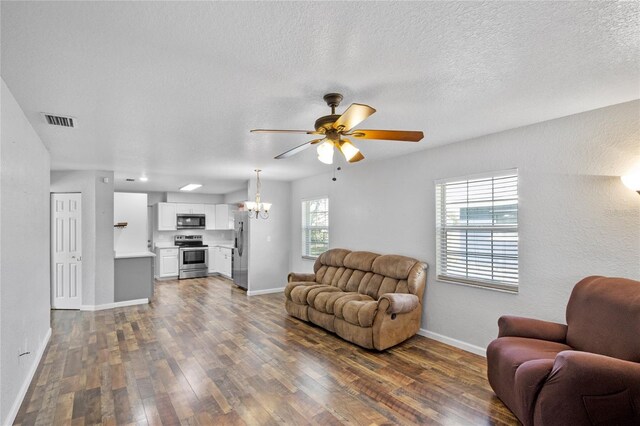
176 203 205 214
215 204 235 230
157 202 177 231
156 202 234 231
204 204 216 230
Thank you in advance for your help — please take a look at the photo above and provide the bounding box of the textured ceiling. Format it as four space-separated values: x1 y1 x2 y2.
2 1 639 193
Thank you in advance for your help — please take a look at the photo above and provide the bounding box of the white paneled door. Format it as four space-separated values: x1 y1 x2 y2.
51 193 82 309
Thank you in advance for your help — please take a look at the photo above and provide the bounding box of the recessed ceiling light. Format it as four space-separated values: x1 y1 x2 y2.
180 184 202 191
139 176 148 182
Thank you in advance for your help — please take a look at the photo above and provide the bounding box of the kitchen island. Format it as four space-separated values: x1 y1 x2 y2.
114 252 156 304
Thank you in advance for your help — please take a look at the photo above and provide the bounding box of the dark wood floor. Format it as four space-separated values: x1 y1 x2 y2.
14 276 517 425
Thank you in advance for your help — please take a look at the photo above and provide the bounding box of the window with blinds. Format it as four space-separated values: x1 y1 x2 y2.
435 170 519 292
302 197 329 258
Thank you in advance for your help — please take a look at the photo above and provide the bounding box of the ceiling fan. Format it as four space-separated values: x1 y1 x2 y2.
250 93 424 164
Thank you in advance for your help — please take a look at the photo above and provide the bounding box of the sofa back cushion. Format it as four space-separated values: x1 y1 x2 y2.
313 249 427 300
566 276 640 362
314 249 350 286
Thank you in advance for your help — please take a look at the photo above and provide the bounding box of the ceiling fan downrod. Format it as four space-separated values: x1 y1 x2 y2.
323 93 343 115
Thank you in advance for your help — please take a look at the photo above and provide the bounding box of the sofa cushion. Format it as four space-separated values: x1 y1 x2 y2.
342 300 378 328
372 254 419 280
289 284 332 305
306 286 343 308
284 281 313 300
345 270 369 293
317 266 355 287
487 337 572 423
334 293 375 319
343 251 378 272
566 276 640 362
314 248 350 271
312 289 348 314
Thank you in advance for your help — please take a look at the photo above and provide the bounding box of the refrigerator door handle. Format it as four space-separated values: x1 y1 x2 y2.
237 221 244 256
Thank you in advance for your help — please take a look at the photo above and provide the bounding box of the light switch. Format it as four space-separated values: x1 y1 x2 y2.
267 235 271 242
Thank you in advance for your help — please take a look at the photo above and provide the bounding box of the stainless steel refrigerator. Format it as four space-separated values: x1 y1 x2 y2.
232 211 249 290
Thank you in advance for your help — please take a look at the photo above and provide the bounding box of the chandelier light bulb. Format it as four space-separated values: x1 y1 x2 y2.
244 170 272 219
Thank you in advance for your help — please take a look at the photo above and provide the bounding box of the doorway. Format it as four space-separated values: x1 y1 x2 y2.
51 193 82 309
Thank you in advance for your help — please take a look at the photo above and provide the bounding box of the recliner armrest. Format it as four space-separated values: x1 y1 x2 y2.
288 272 316 283
498 315 567 342
378 293 419 314
534 351 640 425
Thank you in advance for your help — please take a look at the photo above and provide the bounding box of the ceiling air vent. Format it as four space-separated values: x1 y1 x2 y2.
42 113 76 128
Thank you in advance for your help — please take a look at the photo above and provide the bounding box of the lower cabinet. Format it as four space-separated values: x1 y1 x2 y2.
156 248 179 278
209 246 232 278
208 247 216 273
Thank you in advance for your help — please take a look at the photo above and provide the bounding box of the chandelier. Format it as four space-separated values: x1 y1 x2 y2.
244 169 272 219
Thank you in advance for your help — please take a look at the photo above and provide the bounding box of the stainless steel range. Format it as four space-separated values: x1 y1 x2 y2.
175 235 208 279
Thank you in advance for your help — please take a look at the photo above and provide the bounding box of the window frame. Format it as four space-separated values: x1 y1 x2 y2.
435 169 519 293
301 196 329 260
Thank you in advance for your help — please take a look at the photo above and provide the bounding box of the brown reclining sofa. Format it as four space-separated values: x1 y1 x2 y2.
487 276 640 425
285 248 428 350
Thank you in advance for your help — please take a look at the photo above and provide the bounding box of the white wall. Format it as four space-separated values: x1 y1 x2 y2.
248 179 291 293
224 187 248 204
114 192 148 253
290 100 640 352
50 170 115 307
0 79 51 425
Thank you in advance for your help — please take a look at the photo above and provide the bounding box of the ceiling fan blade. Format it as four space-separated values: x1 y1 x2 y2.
274 139 324 159
250 129 319 134
350 129 424 142
332 103 376 132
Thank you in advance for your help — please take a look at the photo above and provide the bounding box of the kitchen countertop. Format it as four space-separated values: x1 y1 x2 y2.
154 241 234 249
115 251 156 259
155 242 179 249
212 244 235 249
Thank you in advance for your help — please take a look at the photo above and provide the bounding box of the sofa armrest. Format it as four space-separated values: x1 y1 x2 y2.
498 315 567 342
534 351 640 425
378 293 419 314
288 272 316 283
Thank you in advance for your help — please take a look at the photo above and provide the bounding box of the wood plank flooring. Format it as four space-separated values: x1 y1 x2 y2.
14 276 517 425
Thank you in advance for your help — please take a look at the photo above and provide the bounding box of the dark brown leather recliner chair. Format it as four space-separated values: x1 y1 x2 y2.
487 276 640 426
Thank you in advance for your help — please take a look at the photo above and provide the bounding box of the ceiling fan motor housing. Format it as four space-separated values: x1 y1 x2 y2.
314 114 341 134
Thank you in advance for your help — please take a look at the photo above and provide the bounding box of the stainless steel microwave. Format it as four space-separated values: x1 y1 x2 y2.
176 214 205 229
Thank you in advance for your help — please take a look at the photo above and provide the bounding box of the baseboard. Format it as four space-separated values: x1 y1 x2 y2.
247 287 285 296
3 327 52 426
80 298 148 311
418 328 486 357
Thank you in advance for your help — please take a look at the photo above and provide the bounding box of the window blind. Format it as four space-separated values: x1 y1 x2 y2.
302 197 329 258
435 170 518 292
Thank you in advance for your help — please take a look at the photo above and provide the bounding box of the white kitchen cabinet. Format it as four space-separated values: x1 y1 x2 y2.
220 247 233 278
156 248 179 278
204 204 216 230
212 246 232 278
215 204 235 230
157 203 177 231
176 203 205 214
208 247 217 273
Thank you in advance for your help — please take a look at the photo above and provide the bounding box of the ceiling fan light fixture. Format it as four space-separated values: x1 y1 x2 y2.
317 140 334 164
338 139 360 162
